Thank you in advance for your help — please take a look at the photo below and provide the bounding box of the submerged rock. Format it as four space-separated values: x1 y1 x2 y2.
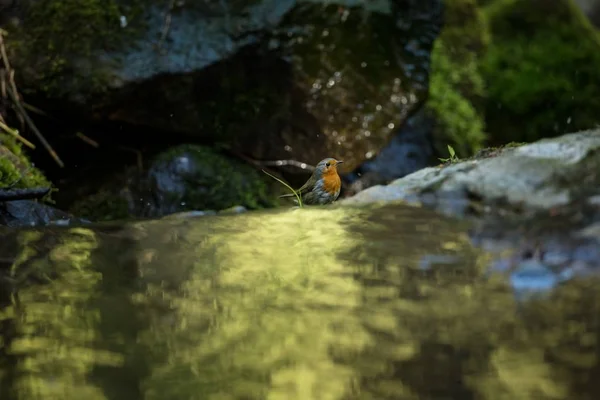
5 0 443 173
0 200 81 227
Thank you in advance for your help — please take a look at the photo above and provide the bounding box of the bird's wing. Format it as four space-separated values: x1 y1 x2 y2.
278 172 317 198
296 173 317 193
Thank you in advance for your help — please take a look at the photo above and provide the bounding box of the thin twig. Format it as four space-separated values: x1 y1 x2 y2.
23 102 56 119
232 151 316 172
0 118 36 149
6 86 64 167
0 33 64 167
75 132 99 148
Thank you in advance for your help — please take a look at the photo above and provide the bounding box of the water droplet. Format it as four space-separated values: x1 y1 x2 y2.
387 123 395 129
366 151 373 158
300 163 307 169
341 9 350 22
376 104 382 111
327 79 335 88
284 145 292 152
361 62 367 68
364 131 371 137
567 117 572 124
120 15 128 28
322 29 329 37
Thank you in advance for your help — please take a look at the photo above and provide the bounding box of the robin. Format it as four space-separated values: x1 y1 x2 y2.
279 158 344 205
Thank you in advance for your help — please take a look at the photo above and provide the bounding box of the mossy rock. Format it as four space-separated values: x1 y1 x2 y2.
69 145 283 222
146 145 281 214
426 0 489 159
0 133 52 195
481 0 600 144
5 0 148 100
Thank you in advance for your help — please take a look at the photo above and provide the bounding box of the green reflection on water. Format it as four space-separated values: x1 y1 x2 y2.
1 203 599 400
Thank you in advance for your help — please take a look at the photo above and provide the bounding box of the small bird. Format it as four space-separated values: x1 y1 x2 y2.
280 158 344 205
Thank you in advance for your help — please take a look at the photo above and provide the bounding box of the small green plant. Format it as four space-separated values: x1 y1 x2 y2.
438 144 460 164
262 170 303 208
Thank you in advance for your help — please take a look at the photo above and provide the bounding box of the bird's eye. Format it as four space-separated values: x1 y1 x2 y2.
326 162 330 167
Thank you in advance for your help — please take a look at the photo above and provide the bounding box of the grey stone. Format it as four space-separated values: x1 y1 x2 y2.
342 130 600 212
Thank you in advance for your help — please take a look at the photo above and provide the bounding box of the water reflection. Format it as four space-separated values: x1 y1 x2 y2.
0 204 599 399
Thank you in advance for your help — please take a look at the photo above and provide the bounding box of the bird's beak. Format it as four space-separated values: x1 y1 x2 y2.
336 160 344 164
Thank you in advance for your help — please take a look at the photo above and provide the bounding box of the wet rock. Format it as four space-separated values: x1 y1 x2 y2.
343 130 600 212
0 200 81 227
6 0 443 173
342 0 487 195
509 260 558 297
219 205 248 215
69 144 280 221
344 108 435 195
0 133 60 227
165 210 218 220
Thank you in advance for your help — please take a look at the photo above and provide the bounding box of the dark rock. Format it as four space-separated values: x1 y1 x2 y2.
6 0 443 173
0 200 82 227
344 108 435 195
68 144 281 221
342 0 489 196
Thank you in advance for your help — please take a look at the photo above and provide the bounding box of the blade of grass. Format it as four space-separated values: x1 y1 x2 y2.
262 169 303 208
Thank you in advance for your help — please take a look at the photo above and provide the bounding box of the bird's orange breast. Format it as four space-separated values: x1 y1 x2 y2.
322 170 341 195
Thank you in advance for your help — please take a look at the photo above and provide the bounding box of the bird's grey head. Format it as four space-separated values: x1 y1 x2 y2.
315 158 343 174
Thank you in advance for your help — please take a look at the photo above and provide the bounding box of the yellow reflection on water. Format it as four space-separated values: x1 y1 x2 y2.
3 227 122 400
1 203 599 399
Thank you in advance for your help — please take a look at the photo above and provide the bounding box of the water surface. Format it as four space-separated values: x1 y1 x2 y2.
0 203 599 399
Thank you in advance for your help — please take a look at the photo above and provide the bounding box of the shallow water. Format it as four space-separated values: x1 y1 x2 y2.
0 203 599 400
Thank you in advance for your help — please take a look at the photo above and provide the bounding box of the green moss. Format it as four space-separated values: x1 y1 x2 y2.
426 0 489 158
481 0 600 143
0 133 52 195
151 145 280 211
5 0 147 99
69 145 283 222
69 188 131 222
